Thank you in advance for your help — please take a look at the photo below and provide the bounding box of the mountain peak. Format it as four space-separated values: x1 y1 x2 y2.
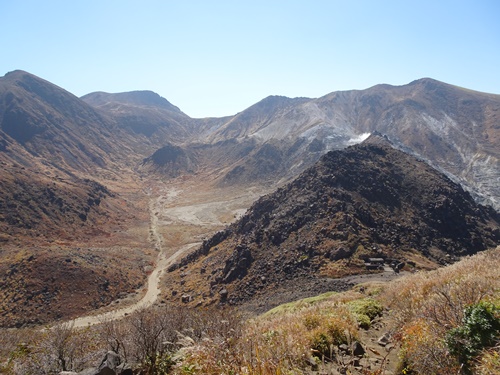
408 77 441 85
81 90 184 114
3 69 30 79
241 95 310 114
1 69 70 96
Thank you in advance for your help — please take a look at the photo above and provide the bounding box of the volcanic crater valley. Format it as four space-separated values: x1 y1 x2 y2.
0 70 499 331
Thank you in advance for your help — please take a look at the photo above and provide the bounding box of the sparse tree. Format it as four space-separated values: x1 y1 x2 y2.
129 306 183 374
99 317 130 363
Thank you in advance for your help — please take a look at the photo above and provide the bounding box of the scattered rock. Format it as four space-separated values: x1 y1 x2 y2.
96 351 121 375
219 288 228 302
385 343 396 352
352 341 365 356
377 332 391 346
338 344 349 352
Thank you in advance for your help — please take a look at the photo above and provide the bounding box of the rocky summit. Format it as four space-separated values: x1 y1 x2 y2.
165 135 500 312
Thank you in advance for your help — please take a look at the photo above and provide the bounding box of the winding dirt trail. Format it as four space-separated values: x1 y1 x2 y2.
59 182 265 328
70 189 196 328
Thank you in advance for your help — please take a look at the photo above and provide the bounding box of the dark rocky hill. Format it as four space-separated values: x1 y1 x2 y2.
140 142 198 177
165 136 500 311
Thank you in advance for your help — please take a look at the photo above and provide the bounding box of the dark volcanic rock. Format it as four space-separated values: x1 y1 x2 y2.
170 135 500 309
141 142 197 177
222 243 253 283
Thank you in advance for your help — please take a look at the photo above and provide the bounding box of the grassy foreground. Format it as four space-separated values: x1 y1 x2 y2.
1 247 499 375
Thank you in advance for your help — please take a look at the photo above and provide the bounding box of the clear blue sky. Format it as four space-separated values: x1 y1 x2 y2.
1 0 499 118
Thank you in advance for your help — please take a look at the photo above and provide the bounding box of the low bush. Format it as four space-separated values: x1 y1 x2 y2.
445 301 500 370
347 298 383 328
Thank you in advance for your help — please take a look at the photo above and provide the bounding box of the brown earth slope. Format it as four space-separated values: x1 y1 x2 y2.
0 71 159 327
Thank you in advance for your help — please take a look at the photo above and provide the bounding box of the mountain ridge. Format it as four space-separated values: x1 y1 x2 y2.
1 70 499 326
198 77 500 210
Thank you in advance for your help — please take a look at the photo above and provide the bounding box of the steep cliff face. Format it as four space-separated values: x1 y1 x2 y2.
165 136 500 309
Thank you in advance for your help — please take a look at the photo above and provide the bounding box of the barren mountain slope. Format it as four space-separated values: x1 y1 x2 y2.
164 136 500 312
0 71 159 327
0 70 151 239
0 70 133 172
81 90 196 145
174 79 500 209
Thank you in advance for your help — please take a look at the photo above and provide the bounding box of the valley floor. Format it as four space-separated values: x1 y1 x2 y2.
51 175 272 327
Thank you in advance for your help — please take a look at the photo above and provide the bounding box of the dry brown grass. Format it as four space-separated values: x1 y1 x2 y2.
170 291 370 374
2 247 498 375
381 247 500 329
380 246 500 374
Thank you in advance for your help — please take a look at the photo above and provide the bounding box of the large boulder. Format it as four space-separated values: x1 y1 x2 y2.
75 351 132 375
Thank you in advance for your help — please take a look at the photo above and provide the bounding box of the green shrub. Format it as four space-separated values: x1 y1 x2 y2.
347 298 383 328
352 313 372 329
310 331 334 359
445 301 500 368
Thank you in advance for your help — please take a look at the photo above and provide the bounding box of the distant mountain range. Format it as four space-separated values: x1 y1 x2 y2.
2 70 498 218
185 78 500 209
1 69 499 326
